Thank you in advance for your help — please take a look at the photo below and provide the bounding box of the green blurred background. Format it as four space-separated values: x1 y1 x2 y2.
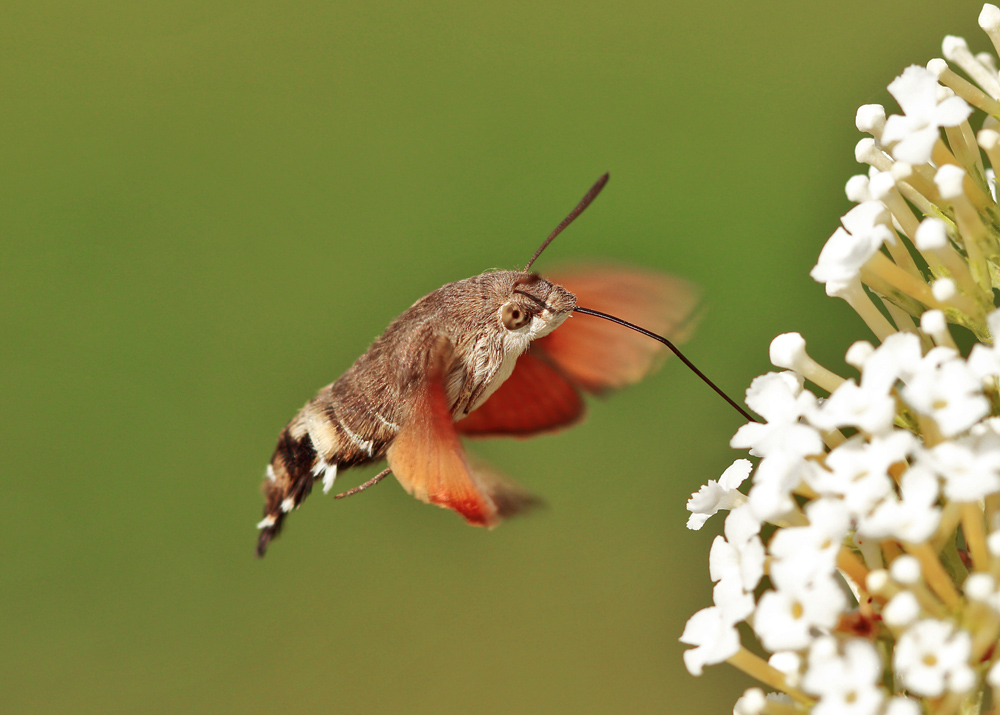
1 1 989 713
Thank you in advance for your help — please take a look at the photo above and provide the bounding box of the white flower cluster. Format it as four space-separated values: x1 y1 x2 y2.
683 6 1000 715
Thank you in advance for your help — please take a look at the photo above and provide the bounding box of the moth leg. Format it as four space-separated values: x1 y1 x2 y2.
387 336 539 525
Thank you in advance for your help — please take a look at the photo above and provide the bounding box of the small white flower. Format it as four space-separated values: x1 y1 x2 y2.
857 464 941 543
888 555 921 585
679 606 742 676
768 498 849 585
894 620 974 696
810 225 887 294
723 501 762 543
881 65 972 164
712 574 756 624
856 104 887 136
942 33 1000 98
867 170 896 200
882 591 920 628
920 310 950 345
709 506 765 594
967 309 1000 383
901 351 989 437
746 452 809 523
922 430 1000 501
967 341 1000 384
743 371 812 417
807 379 897 435
865 568 890 594
802 637 885 715
913 217 949 250
846 174 873 202
981 3 1000 33
731 373 822 459
768 332 808 370
963 573 1000 611
768 651 802 687
845 340 875 369
805 433 913 517
732 688 766 715
686 459 752 530
857 332 923 394
840 201 895 244
932 277 957 301
934 163 968 199
753 574 848 652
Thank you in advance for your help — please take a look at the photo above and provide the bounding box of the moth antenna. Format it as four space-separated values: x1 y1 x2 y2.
572 306 758 423
523 173 610 272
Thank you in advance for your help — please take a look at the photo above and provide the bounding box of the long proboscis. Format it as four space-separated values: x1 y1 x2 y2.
524 173 610 272
573 306 757 423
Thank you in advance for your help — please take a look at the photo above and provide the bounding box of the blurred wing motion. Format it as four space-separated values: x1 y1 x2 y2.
538 265 700 393
458 265 699 438
388 342 538 525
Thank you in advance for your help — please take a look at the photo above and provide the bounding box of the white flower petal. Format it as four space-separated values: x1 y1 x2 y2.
680 607 742 676
894 620 972 697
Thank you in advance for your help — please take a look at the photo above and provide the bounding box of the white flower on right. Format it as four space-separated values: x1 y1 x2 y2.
708 505 764 595
683 8 1000 713
802 637 885 715
730 372 822 458
678 606 741 676
686 459 752 529
753 573 847 652
900 350 990 437
893 620 974 696
881 65 972 163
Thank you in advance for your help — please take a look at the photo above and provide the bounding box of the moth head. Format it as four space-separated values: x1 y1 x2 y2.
496 271 576 341
487 173 606 343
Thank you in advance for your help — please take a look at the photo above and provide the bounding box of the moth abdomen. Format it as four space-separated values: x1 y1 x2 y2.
256 426 318 556
256 377 401 557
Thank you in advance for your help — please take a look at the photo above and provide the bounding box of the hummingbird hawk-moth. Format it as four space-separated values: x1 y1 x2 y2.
255 175 698 556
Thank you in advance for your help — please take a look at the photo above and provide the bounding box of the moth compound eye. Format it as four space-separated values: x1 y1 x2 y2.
500 302 530 331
